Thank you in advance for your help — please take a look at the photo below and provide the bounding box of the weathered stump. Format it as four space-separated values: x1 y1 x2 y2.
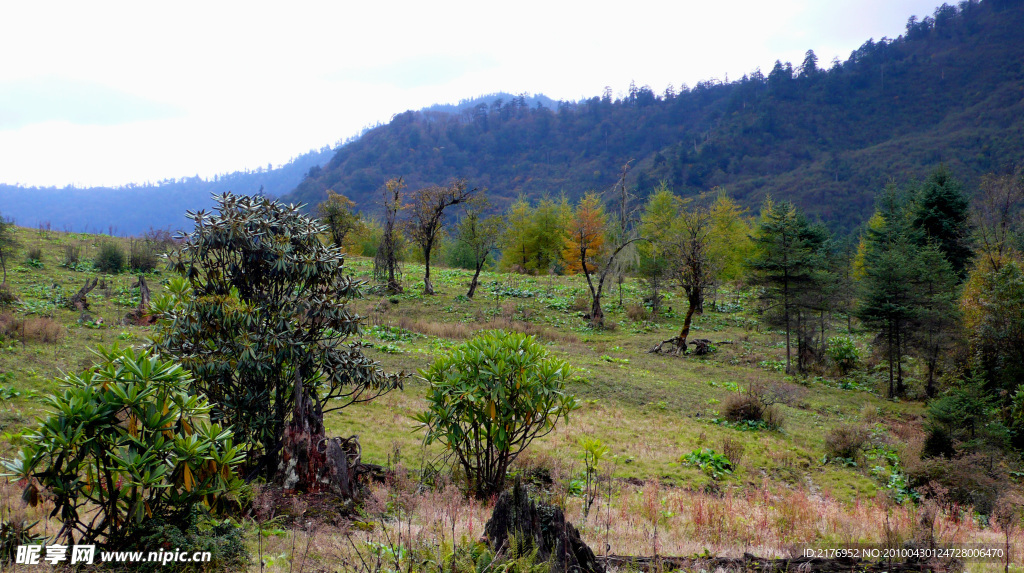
68 278 98 311
484 478 603 573
690 339 713 355
277 374 362 499
124 276 156 325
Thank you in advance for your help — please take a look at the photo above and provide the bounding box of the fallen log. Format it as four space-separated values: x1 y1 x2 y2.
600 553 959 573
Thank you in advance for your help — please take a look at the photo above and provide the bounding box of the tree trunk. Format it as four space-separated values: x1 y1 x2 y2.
589 295 604 328
467 263 483 298
423 246 434 295
649 292 697 355
125 276 155 325
278 373 327 492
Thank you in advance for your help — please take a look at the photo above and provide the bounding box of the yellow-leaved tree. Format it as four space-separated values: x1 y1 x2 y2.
706 189 754 283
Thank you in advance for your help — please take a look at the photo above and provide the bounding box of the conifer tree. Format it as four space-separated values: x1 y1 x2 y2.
912 242 959 397
912 165 973 279
857 184 922 398
747 198 829 374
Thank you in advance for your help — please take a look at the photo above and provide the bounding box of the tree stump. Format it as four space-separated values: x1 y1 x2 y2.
690 339 713 355
277 374 361 499
124 276 156 325
484 478 604 573
68 278 98 311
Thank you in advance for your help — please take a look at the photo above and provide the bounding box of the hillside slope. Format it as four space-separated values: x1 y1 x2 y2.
285 0 1024 233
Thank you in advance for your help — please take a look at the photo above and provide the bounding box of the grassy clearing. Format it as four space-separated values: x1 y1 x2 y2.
0 226 1019 571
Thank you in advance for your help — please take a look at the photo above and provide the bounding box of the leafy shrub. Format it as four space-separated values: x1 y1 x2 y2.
414 330 577 497
129 241 160 272
680 448 734 480
94 241 125 273
133 506 248 572
825 424 868 461
827 336 860 373
1 345 246 547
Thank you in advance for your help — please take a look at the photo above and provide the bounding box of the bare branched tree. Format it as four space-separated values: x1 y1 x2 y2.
406 179 476 294
974 166 1024 272
374 178 406 294
457 196 504 298
651 206 717 355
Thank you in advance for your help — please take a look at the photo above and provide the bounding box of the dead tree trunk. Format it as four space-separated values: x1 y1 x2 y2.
68 278 98 311
485 477 604 573
277 372 361 498
125 276 155 325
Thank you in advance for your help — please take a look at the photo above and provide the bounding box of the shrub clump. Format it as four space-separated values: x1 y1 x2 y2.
626 302 650 322
824 424 869 461
827 336 860 374
24 247 42 264
133 506 248 572
62 243 81 266
0 285 17 308
94 241 125 273
22 317 63 343
722 382 784 429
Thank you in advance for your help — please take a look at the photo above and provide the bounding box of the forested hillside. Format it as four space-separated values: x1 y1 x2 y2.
286 0 1024 233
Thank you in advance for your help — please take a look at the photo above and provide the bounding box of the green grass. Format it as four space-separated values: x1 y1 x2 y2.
0 226 925 504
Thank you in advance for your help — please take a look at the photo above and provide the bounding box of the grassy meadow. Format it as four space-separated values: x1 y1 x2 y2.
0 225 1019 572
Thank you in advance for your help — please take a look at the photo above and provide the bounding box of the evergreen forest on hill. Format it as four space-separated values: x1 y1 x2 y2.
287 0 1024 234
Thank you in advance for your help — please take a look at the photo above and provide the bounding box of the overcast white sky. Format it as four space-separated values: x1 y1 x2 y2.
0 0 942 188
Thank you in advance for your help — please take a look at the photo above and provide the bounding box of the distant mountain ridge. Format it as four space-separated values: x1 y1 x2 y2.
0 146 336 236
284 0 1024 234
421 92 558 114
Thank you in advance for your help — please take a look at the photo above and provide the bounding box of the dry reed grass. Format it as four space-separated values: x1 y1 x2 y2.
250 474 1022 572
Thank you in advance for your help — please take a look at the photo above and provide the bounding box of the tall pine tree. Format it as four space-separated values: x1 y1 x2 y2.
912 165 973 280
747 198 829 374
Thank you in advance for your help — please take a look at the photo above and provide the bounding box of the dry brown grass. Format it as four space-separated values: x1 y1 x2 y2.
249 476 1021 572
1 315 64 344
24 317 64 343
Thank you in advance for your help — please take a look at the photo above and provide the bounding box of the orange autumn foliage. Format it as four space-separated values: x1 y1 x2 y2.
562 193 607 275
